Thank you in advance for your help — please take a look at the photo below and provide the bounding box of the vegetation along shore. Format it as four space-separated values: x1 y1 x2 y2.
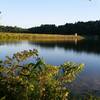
0 33 84 42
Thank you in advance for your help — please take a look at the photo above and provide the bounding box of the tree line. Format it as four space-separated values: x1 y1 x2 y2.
0 20 100 37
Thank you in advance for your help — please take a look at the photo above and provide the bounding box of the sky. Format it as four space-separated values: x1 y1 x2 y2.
0 0 100 28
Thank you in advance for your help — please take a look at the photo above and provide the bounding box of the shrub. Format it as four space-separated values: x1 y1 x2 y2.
0 49 84 100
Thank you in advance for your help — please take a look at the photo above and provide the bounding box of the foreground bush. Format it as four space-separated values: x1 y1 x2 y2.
0 49 84 100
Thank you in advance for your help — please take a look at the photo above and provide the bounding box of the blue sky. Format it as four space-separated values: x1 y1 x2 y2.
0 0 100 28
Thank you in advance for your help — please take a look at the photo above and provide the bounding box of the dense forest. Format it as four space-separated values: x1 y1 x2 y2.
0 20 100 37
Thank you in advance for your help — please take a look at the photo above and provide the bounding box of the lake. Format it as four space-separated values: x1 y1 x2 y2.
0 40 100 96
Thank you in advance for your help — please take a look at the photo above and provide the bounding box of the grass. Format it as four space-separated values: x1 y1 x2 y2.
0 32 84 42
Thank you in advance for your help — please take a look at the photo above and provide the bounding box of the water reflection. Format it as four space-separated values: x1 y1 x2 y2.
29 40 100 55
0 41 22 46
1 40 100 55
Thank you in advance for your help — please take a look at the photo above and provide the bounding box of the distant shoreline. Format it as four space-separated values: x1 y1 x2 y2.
0 32 84 42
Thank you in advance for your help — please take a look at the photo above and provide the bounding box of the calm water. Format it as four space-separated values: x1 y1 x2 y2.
0 40 100 96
